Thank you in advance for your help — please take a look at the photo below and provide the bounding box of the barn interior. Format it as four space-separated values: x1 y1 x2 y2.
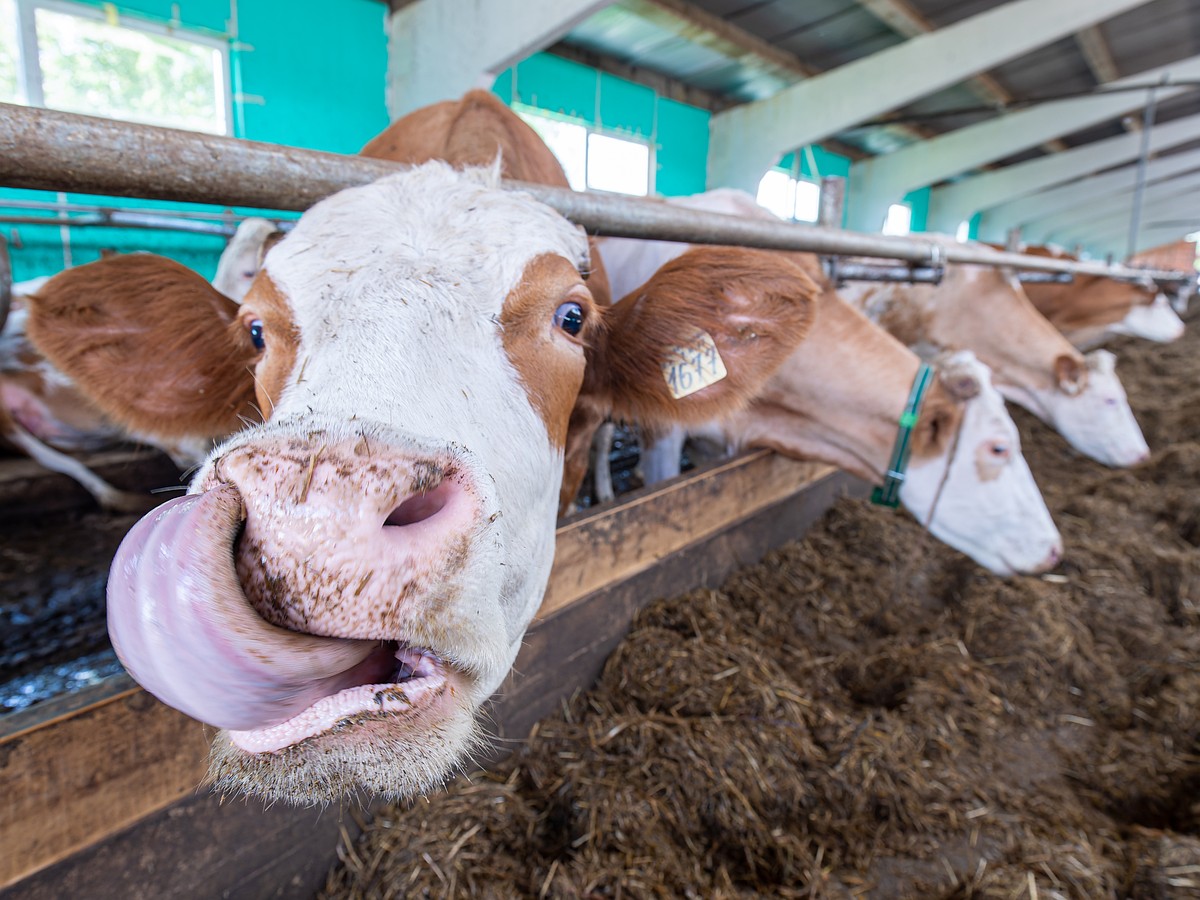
2 0 1199 897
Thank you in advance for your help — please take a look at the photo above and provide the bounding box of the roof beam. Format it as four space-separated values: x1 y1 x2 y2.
851 0 1069 153
1026 170 1200 242
386 0 612 117
977 144 1200 241
620 0 929 151
873 52 1200 234
707 0 1154 194
1051 194 1200 250
1075 24 1141 134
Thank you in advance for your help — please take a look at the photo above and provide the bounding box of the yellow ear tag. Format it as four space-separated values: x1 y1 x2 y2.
661 329 728 399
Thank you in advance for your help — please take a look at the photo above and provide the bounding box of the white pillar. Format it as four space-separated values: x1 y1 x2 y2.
976 141 1200 242
848 52 1200 232
705 0 1153 195
387 0 612 118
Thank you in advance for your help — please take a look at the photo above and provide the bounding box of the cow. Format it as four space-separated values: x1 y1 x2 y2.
840 237 1151 468
1 221 283 510
1007 245 1185 348
598 190 1063 576
210 216 281 303
22 103 821 804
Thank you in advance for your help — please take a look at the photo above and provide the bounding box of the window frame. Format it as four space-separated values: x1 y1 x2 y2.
513 102 656 197
10 0 233 135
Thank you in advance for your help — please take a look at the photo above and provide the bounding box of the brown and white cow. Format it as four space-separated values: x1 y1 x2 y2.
24 151 818 801
1 221 283 510
1010 245 1185 348
840 237 1151 468
599 190 1063 575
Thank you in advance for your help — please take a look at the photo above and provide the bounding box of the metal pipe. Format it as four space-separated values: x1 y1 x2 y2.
0 104 1192 284
0 212 237 236
0 198 253 221
832 264 944 284
1015 271 1075 284
1126 82 1161 260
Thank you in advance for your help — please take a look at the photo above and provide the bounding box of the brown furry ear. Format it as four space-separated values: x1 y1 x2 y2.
911 380 964 459
1053 353 1088 396
24 254 262 444
600 246 818 427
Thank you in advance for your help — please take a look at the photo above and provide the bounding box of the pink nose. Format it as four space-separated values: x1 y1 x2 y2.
1034 542 1063 574
203 432 484 639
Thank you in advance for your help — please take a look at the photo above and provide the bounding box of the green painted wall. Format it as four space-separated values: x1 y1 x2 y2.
495 52 710 198
903 187 930 233
3 0 387 282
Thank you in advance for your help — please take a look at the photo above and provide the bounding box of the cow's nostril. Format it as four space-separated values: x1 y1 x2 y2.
385 481 453 528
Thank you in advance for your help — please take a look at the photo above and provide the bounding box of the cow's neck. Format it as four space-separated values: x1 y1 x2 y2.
726 291 919 483
925 268 1070 396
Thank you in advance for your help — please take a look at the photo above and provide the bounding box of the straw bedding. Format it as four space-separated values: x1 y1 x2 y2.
323 319 1200 899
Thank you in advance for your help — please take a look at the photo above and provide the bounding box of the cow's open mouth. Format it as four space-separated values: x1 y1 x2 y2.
228 642 451 754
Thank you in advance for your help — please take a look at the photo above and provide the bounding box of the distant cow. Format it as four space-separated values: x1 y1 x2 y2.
841 237 1150 468
1011 245 1185 348
598 190 1063 576
24 98 819 805
1 222 280 510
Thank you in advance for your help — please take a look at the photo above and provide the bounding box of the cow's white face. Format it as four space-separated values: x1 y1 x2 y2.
1109 291 1186 342
105 163 596 803
999 348 1149 467
901 351 1062 576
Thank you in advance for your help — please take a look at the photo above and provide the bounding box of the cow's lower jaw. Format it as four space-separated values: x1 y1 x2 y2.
207 677 482 804
228 644 453 754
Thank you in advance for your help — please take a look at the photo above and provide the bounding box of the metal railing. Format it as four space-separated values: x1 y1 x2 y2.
0 103 1192 287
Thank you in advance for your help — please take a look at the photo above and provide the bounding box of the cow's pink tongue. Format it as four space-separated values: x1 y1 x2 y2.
107 486 384 731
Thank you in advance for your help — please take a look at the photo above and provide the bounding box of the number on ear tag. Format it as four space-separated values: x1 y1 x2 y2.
661 329 728 400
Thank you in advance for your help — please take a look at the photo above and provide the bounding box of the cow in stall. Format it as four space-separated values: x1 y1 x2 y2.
22 92 821 804
1 219 280 511
598 190 1062 576
1005 244 1185 348
838 237 1151 468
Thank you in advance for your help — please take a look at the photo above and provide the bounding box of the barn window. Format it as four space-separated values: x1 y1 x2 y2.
883 203 913 236
2 0 230 135
755 170 821 223
516 106 653 196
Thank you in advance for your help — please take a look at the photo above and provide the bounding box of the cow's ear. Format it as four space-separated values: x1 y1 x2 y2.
25 254 262 444
599 246 818 427
1053 353 1087 396
911 381 963 458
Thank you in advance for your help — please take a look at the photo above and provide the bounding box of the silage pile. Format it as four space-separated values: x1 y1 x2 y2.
322 320 1200 899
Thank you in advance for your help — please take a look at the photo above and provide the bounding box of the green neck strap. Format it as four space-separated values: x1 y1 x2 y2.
871 362 936 508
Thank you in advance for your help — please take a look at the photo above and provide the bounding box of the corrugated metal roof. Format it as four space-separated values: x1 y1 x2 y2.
560 0 1200 173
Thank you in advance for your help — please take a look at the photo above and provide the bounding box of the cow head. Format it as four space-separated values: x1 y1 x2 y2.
1106 285 1186 343
899 350 1062 575
25 162 817 804
996 347 1148 468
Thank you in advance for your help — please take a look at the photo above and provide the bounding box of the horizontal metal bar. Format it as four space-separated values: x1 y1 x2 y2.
1016 271 1075 284
0 103 1192 284
0 198 251 221
831 263 945 284
0 212 237 236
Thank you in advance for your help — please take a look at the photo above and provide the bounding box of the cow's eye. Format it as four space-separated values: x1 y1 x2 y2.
553 301 585 337
248 319 265 350
990 443 1009 458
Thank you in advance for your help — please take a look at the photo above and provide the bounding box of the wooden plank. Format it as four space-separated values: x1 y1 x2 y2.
545 451 833 616
0 451 845 890
0 685 212 887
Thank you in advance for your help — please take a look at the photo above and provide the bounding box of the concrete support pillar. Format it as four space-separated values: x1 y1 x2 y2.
976 141 1200 242
705 0 1152 195
846 52 1200 233
387 0 612 118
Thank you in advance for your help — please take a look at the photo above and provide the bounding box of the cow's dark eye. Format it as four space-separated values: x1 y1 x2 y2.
248 319 265 350
553 301 585 337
